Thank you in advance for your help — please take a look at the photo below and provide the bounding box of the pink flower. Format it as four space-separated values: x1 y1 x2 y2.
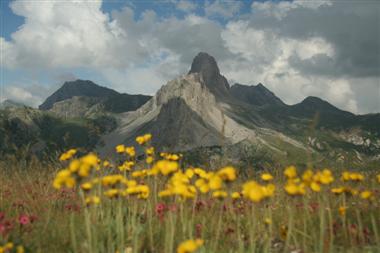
155 203 166 214
19 214 30 225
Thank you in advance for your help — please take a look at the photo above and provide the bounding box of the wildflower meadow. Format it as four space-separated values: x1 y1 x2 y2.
1 134 379 253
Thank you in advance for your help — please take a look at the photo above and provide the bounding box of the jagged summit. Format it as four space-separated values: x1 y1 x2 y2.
295 96 351 114
188 52 230 99
230 83 285 107
39 79 118 110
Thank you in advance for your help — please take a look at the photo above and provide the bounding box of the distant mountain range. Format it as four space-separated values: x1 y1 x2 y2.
1 52 379 168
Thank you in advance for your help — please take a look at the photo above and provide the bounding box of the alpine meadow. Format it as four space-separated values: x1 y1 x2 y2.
0 0 379 253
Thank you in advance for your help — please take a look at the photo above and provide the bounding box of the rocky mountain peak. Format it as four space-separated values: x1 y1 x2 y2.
230 83 285 107
189 52 220 77
188 52 230 99
39 79 118 110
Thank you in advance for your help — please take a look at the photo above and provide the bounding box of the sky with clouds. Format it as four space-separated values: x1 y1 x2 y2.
0 0 379 114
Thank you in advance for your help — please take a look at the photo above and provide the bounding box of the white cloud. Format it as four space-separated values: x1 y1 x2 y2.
251 0 332 20
2 0 149 69
1 0 378 113
205 0 243 19
220 20 362 113
176 0 197 12
4 86 42 107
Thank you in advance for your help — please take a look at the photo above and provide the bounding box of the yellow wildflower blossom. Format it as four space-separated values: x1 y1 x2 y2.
212 190 228 199
85 196 100 205
338 206 347 216
59 148 77 161
284 166 297 179
360 190 373 200
115 144 126 153
261 173 273 181
177 239 204 253
217 166 237 181
81 182 93 191
126 146 136 157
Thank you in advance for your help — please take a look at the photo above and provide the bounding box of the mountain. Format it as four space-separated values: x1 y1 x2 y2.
0 106 117 159
39 80 118 110
39 79 151 117
3 52 379 168
188 52 231 99
98 52 380 167
230 83 285 106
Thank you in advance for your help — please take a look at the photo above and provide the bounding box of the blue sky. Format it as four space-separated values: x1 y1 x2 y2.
0 0 379 113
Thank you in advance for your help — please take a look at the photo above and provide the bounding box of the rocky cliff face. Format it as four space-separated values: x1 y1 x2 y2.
97 52 380 167
188 52 231 99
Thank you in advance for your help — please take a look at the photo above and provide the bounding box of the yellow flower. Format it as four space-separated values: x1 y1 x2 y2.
59 148 77 161
53 169 76 189
104 189 120 198
153 160 179 175
136 133 152 145
377 174 380 183
217 166 236 181
101 175 124 186
310 181 321 192
85 196 100 205
231 192 241 199
126 185 150 199
261 173 273 181
146 156 154 164
302 169 314 183
208 175 223 190
338 206 347 216
195 179 209 193
341 171 364 182
360 190 373 200
177 239 204 253
81 182 93 191
103 160 111 167
284 182 305 195
115 144 126 153
16 246 25 253
284 166 297 179
242 181 268 202
167 154 180 161
194 168 208 178
132 170 148 178
262 184 276 197
68 159 80 172
185 169 195 179
264 218 272 225
212 190 228 199
126 146 136 157
317 169 334 185
4 243 14 250
331 187 345 194
146 146 155 155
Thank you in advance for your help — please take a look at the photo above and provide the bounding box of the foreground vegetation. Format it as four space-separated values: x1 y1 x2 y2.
1 134 379 253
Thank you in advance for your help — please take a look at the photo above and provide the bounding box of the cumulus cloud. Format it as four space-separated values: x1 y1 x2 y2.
1 0 379 113
175 0 197 13
3 85 46 107
205 0 243 19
